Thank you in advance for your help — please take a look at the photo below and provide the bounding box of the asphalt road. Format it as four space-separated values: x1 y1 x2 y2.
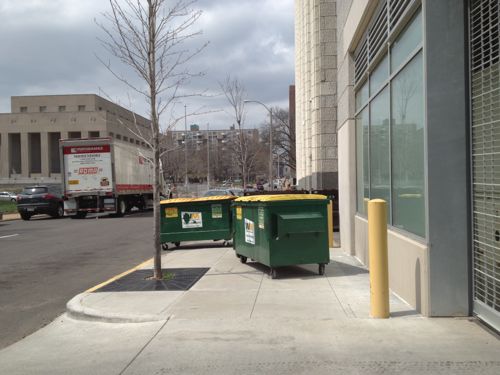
0 211 155 349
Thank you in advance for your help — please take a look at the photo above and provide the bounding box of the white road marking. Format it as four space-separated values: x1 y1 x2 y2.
0 234 19 239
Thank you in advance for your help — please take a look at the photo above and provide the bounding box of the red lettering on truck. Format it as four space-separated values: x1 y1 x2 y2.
63 145 111 154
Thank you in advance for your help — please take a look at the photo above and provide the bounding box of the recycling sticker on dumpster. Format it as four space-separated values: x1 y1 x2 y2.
181 212 203 228
211 204 222 219
244 218 255 244
165 207 178 218
258 207 265 229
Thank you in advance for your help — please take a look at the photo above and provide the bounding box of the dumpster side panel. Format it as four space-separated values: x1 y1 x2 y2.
268 202 330 267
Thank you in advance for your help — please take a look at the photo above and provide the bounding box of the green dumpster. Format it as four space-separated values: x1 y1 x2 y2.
232 194 330 278
160 195 237 250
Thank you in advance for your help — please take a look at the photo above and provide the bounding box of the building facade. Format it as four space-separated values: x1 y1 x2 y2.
296 0 500 329
295 0 338 190
0 94 150 185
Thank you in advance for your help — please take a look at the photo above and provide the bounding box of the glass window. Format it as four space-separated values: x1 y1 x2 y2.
356 107 369 215
391 52 425 237
370 87 391 222
370 54 389 96
391 11 422 73
355 80 369 111
355 8 425 238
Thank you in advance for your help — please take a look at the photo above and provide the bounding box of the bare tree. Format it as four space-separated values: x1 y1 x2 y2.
272 107 296 172
219 75 258 187
260 107 296 174
98 0 206 279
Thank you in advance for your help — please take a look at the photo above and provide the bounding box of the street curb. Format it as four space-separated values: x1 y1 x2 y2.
85 257 153 293
66 293 169 324
0 213 20 222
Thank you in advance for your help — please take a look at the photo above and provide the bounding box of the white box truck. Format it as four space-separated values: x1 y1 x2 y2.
60 137 156 218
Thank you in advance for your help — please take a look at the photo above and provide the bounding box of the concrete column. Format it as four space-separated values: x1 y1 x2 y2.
40 132 50 177
21 132 29 177
0 132 9 178
338 121 357 255
425 0 469 316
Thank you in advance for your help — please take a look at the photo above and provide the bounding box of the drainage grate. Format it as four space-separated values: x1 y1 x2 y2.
95 268 209 292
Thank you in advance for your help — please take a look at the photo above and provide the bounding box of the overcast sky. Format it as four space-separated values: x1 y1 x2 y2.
0 0 294 130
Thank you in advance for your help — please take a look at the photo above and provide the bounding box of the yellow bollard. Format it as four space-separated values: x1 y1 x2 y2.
327 200 334 248
368 199 389 318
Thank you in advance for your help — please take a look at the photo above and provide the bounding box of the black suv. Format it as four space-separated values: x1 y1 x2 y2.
17 185 64 220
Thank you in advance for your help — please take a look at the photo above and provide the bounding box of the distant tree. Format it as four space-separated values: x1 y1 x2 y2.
219 75 261 187
98 0 206 279
260 107 296 174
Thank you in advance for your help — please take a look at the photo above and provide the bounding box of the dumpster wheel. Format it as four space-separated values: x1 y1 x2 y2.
270 268 278 279
174 242 181 248
318 264 325 275
239 255 248 264
161 243 169 251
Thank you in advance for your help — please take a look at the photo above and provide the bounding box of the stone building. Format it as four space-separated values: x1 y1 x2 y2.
0 94 150 185
295 0 338 190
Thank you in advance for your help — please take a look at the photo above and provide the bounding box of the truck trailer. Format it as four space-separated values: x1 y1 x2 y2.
60 137 155 218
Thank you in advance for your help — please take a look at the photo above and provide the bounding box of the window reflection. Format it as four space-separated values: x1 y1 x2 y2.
354 8 425 238
391 52 425 236
370 86 391 222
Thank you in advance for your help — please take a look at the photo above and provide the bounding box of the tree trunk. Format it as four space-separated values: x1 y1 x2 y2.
148 1 162 280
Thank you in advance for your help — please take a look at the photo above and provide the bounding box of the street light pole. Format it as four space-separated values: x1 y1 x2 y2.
244 100 273 191
184 104 188 188
269 108 273 191
207 123 210 190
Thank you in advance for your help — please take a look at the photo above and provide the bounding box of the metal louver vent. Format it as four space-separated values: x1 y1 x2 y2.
368 1 388 61
354 38 368 83
471 0 500 323
354 0 416 85
389 0 412 30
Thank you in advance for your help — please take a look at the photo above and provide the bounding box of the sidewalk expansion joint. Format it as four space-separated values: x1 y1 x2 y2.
249 273 264 319
119 317 171 375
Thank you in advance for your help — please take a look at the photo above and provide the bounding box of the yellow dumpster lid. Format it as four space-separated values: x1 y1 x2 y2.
234 194 327 202
160 195 237 205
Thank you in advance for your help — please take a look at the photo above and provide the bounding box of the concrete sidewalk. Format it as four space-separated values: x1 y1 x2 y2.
0 244 499 374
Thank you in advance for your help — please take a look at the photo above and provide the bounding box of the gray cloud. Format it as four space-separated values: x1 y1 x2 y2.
0 0 294 129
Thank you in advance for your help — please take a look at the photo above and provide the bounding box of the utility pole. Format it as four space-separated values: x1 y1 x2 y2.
207 123 210 190
184 104 188 187
244 100 274 191
269 108 273 191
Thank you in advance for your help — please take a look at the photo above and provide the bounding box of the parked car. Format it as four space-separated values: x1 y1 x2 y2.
0 191 17 202
17 185 64 220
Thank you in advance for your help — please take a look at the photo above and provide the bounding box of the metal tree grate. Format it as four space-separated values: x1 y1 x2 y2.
95 268 210 292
